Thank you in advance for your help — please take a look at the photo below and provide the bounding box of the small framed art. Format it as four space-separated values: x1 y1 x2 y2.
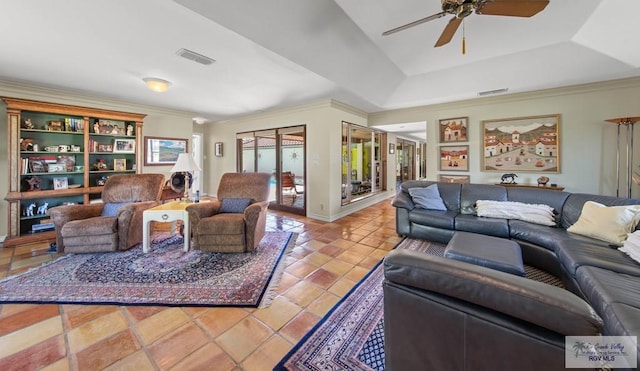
215 142 223 157
439 117 468 143
53 177 68 190
113 138 135 153
114 158 127 171
439 145 469 171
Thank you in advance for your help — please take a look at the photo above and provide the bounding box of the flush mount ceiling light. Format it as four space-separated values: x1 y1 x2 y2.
143 77 171 93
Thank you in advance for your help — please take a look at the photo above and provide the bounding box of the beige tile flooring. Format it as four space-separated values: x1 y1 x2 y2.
0 199 398 370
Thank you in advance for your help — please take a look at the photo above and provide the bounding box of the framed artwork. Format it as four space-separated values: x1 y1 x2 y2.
439 117 468 143
97 144 113 153
438 174 470 183
482 114 560 172
47 163 66 173
53 177 68 190
215 142 223 157
113 138 135 153
28 158 47 173
144 136 188 166
114 158 127 171
439 145 469 171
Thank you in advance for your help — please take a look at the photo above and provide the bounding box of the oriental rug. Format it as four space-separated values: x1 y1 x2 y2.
0 231 296 308
275 238 563 371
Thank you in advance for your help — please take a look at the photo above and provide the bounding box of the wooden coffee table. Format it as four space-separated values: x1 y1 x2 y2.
142 201 192 253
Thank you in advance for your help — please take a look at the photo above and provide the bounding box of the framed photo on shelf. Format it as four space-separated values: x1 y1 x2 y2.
439 145 469 171
47 163 66 173
439 117 468 143
144 136 188 166
28 158 47 173
481 114 560 172
97 143 113 153
113 138 135 153
438 174 470 183
114 158 127 171
53 177 68 190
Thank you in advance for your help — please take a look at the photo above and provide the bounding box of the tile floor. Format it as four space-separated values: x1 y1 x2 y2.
0 199 399 370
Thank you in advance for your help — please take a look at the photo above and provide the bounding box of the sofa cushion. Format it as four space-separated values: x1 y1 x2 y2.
560 193 640 229
100 202 132 217
408 185 447 210
455 214 509 238
508 220 564 252
476 200 555 226
567 201 640 245
460 184 507 215
219 198 252 213
556 240 640 278
506 187 570 224
576 266 640 337
409 209 458 230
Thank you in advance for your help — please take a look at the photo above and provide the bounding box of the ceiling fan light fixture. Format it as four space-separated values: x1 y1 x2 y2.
143 77 171 93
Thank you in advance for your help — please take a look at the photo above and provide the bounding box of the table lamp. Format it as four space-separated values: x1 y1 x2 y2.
170 153 201 201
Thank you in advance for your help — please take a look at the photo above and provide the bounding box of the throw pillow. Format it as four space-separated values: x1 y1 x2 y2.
567 201 640 245
219 198 253 213
476 200 556 226
101 202 132 217
408 185 447 211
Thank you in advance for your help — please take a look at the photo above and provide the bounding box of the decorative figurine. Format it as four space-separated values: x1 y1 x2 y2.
537 176 550 187
22 118 34 129
20 138 35 151
127 124 133 136
94 122 100 133
37 202 48 215
25 202 36 217
500 173 518 184
92 159 108 171
97 176 108 186
25 176 42 191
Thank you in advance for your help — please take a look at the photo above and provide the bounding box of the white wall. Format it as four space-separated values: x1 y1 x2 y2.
0 80 195 238
206 100 395 221
370 78 640 197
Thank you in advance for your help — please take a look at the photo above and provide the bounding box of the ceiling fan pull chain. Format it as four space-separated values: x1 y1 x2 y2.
462 19 466 55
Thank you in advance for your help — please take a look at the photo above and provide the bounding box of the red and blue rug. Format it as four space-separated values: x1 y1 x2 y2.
0 231 296 307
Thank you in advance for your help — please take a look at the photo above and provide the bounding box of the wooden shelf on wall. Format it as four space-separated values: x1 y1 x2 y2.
495 183 565 191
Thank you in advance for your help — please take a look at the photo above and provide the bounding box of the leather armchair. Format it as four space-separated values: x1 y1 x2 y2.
186 172 271 253
49 173 165 253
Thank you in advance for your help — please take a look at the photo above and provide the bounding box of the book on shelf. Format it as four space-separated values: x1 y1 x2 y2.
31 222 54 232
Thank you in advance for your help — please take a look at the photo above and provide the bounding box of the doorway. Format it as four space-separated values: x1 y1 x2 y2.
396 138 416 184
236 126 306 215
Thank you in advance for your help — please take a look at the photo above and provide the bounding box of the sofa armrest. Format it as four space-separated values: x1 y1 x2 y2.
49 204 104 226
391 191 415 211
186 200 221 228
244 201 268 224
383 249 603 336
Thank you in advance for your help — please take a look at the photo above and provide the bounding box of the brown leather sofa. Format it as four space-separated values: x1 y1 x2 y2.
49 173 164 253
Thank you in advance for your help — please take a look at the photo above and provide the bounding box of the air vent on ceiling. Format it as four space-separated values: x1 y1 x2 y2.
478 88 508 97
176 48 215 66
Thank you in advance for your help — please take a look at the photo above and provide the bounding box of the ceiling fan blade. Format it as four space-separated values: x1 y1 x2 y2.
435 17 463 47
382 12 447 36
476 0 549 17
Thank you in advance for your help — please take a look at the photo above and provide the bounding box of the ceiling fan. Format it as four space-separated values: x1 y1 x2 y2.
382 0 549 50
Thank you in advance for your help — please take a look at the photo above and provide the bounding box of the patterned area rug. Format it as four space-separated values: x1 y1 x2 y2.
0 232 296 307
275 238 563 370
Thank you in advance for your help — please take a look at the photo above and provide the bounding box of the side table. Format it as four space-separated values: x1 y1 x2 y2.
142 200 191 253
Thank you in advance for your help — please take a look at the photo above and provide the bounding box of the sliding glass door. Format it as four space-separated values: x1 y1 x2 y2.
237 126 306 215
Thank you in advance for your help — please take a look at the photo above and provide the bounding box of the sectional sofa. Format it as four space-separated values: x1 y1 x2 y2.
384 181 640 370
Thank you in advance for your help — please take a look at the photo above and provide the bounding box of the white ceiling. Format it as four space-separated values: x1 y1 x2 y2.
1 0 639 140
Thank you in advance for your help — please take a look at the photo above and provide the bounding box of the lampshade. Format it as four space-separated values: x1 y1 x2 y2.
171 153 201 173
143 77 171 93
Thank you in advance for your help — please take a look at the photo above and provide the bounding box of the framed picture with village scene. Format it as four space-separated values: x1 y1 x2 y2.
439 145 469 171
439 117 468 143
481 114 560 173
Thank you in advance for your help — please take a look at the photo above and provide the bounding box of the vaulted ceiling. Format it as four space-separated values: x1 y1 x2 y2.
1 0 638 129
